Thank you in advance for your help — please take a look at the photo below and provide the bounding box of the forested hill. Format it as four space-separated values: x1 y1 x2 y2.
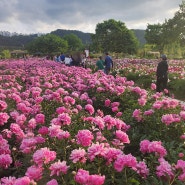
50 29 92 45
0 29 146 49
132 29 146 45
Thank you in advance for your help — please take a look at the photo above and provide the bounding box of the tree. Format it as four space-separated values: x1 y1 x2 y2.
92 19 139 54
63 33 83 51
1 50 11 59
26 34 68 55
145 0 185 55
144 23 164 51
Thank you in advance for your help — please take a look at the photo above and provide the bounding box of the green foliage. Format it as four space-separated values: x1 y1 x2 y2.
1 49 11 59
92 19 139 54
63 33 83 52
26 34 68 55
168 78 185 100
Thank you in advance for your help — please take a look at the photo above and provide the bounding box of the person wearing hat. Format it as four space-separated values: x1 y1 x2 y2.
156 54 168 92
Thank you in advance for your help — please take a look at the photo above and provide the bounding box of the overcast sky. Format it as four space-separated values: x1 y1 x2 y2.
0 0 182 34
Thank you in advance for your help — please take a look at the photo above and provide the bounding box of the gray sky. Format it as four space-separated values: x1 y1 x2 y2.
0 0 182 34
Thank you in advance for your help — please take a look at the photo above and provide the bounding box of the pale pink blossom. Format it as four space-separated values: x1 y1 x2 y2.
180 111 185 120
144 109 154 116
138 97 147 106
140 140 167 157
87 143 106 161
57 113 71 125
49 160 69 176
33 147 56 166
116 112 122 117
114 154 137 172
136 161 149 179
151 83 156 90
156 158 174 179
104 147 123 164
70 148 87 163
46 179 58 185
115 130 130 144
0 176 16 185
132 109 142 122
112 106 119 112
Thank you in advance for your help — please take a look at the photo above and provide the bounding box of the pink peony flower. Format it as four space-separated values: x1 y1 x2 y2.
25 165 43 181
136 161 149 179
88 174 105 185
115 130 130 144
132 109 142 122
116 112 122 117
49 160 69 176
85 104 95 115
74 169 89 184
114 154 137 172
35 113 45 124
0 100 7 111
14 176 32 185
46 179 58 185
33 147 56 166
70 148 87 163
76 130 94 147
87 143 106 161
151 83 156 90
0 154 12 169
104 99 111 107
0 113 10 126
140 140 167 157
38 126 49 135
156 158 174 179
0 176 16 185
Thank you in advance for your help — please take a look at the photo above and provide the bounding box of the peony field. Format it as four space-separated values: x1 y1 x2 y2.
1 57 185 185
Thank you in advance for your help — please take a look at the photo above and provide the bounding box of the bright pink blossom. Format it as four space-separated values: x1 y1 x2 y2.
35 113 45 124
85 104 95 115
0 113 10 126
0 154 12 169
25 165 43 181
76 130 94 147
0 100 7 111
74 169 89 184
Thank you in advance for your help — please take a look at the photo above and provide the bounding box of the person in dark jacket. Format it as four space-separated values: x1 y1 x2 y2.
156 54 168 92
104 52 113 75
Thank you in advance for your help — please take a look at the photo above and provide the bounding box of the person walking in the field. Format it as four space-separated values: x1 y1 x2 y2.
156 54 168 92
104 52 113 75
